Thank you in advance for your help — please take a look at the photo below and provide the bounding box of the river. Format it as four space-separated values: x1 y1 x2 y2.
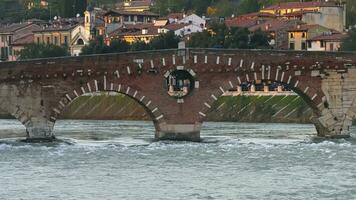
0 120 355 200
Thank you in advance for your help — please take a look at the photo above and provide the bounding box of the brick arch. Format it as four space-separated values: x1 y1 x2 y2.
196 65 327 122
49 78 166 129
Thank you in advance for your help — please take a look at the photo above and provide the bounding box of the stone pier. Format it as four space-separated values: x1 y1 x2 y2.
155 123 201 142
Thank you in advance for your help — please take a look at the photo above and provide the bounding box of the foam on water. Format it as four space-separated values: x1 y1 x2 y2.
1 120 356 200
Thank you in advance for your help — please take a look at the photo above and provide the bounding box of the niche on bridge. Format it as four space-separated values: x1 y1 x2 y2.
164 68 196 99
239 80 292 93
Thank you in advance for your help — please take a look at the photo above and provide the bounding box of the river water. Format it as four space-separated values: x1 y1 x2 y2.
0 119 355 200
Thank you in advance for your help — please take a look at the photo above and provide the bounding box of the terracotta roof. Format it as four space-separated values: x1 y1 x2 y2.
240 12 276 18
105 10 158 17
12 34 34 46
282 10 319 18
287 24 325 32
109 23 159 37
33 24 78 32
0 23 33 33
163 23 185 31
118 26 159 36
167 13 184 20
263 2 340 10
308 32 347 42
225 17 259 28
249 19 300 32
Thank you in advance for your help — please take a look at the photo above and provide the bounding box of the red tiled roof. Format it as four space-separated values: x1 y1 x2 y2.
33 24 78 32
118 26 159 36
225 17 259 28
249 19 298 32
240 12 276 18
0 23 33 33
105 10 158 17
263 1 340 10
12 34 34 46
167 13 184 20
287 24 325 32
163 23 185 31
109 23 159 37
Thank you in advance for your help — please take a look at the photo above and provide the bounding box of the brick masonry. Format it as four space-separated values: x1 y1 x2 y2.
0 48 355 141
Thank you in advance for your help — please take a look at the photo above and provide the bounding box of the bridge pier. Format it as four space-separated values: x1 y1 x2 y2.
155 123 201 142
24 118 55 142
312 112 352 139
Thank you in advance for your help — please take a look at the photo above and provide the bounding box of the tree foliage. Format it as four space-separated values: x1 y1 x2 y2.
19 43 69 60
341 29 356 51
188 23 271 49
81 31 180 55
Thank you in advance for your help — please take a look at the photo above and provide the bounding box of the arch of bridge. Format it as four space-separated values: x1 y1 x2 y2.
49 79 166 126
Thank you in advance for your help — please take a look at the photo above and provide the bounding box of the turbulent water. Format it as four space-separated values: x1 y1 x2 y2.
0 120 355 200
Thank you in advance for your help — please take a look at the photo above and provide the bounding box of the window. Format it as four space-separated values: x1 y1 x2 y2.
86 16 89 23
37 37 40 44
77 38 84 45
54 36 58 45
46 37 50 44
302 32 306 38
289 42 295 50
330 43 334 51
308 41 312 48
320 41 324 48
8 36 12 45
64 36 68 45
301 42 306 50
290 33 294 39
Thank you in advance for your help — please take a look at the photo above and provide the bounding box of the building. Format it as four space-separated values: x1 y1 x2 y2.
108 23 159 44
104 10 158 35
159 23 203 37
104 10 158 25
119 0 152 12
33 23 90 56
0 22 41 61
307 31 346 51
260 1 346 32
27 0 48 9
84 7 106 39
248 19 303 49
287 24 330 50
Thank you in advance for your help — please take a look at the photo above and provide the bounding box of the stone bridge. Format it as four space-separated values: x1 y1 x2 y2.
0 48 356 141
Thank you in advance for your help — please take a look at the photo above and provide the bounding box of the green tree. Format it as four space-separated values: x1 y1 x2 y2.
341 29 356 51
149 31 180 50
249 29 271 49
19 43 69 60
81 35 107 55
25 7 50 20
225 27 250 48
237 0 260 15
130 41 150 51
187 30 214 48
81 36 130 55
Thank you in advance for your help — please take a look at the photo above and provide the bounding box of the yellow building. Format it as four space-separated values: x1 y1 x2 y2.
261 2 334 16
108 24 159 44
121 0 152 12
34 23 90 56
287 24 330 50
34 25 74 46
